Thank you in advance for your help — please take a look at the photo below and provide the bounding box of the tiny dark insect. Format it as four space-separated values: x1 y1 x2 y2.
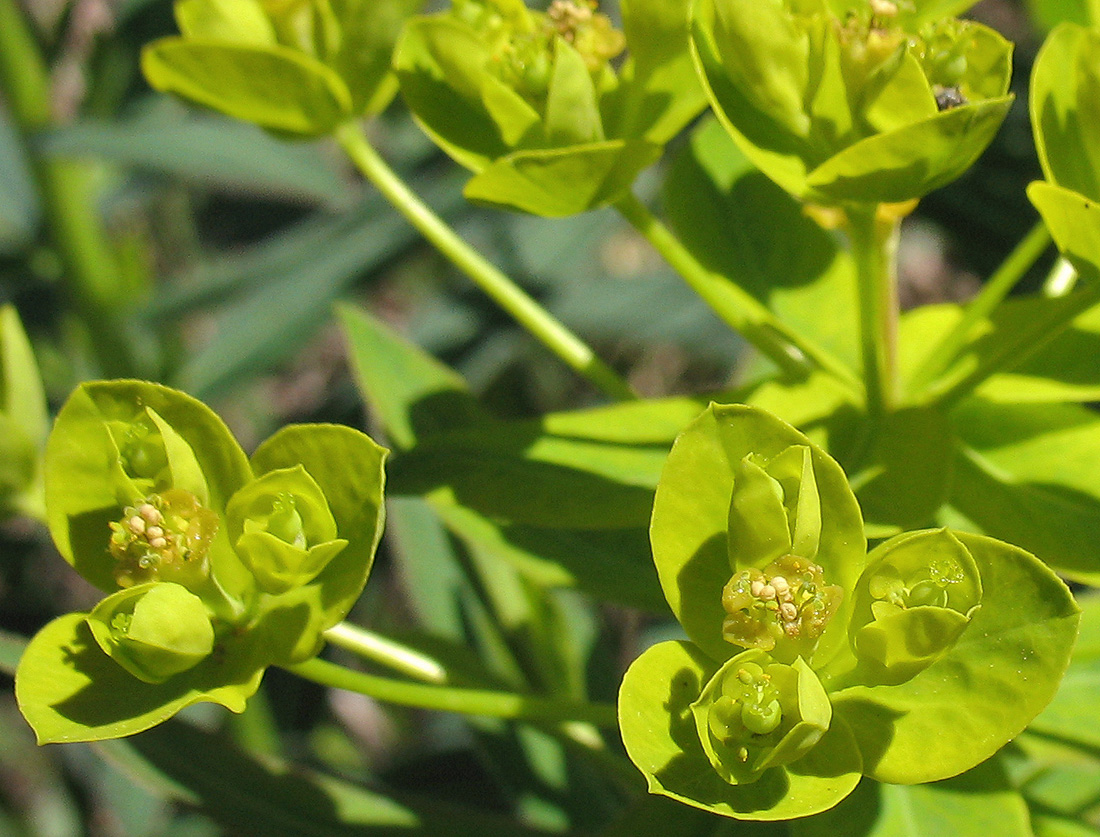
934 85 967 111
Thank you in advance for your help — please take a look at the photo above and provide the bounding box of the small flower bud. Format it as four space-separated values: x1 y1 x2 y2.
86 582 215 684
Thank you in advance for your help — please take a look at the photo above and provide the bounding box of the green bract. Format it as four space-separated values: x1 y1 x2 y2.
618 404 1079 819
86 582 215 684
15 381 388 743
848 528 981 683
394 0 707 216
1027 23 1100 279
690 0 1014 205
0 305 48 520
226 465 348 594
142 0 422 136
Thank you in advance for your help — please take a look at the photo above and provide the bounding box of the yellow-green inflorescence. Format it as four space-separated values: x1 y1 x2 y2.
451 0 624 105
708 661 783 746
866 553 965 618
721 553 843 660
108 489 219 589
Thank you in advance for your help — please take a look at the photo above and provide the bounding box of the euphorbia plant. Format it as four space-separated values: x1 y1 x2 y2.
4 0 1100 832
619 405 1078 819
16 380 388 742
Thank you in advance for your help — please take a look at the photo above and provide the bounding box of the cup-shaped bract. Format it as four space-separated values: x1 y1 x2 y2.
86 582 215 684
225 465 348 594
691 650 831 783
650 405 867 668
16 381 388 744
848 528 981 683
1027 23 1100 280
691 0 1014 204
44 381 253 598
394 0 707 215
0 305 48 520
142 0 422 136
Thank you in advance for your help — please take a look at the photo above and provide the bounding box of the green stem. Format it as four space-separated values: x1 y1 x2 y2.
848 207 899 417
324 621 640 791
613 193 861 391
907 220 1051 398
335 121 636 402
284 656 619 727
0 0 134 376
323 622 448 684
1043 256 1078 297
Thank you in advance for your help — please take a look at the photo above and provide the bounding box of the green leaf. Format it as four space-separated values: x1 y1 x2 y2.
386 422 662 530
618 639 862 820
431 501 666 612
1031 23 1100 202
690 7 812 199
122 718 559 836
248 424 387 662
650 404 866 664
0 628 27 676
974 297 1100 402
663 118 859 371
831 531 1079 784
15 613 263 744
337 302 489 451
1027 593 1100 749
0 305 46 517
463 141 662 217
851 406 954 531
949 398 1100 581
1010 733 1100 823
45 381 252 592
385 383 708 532
792 759 1031 837
40 100 350 204
0 305 47 451
142 39 352 135
1029 181 1100 279
703 0 811 140
1024 0 1100 31
0 106 38 252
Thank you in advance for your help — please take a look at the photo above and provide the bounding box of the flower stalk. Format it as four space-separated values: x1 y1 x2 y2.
335 121 637 402
285 656 619 727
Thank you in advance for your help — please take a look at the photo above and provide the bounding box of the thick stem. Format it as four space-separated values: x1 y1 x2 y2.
335 121 636 402
284 656 619 727
848 207 900 417
613 193 861 392
0 0 134 376
907 220 1051 397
